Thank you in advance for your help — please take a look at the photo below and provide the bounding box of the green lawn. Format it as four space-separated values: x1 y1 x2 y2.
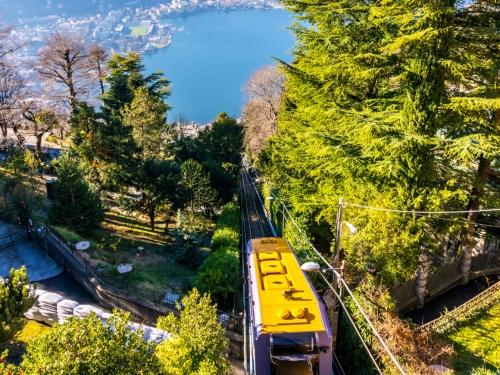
447 303 500 374
130 27 147 36
13 320 51 344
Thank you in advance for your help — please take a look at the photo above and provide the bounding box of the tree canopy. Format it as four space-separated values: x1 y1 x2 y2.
156 289 229 375
259 0 500 282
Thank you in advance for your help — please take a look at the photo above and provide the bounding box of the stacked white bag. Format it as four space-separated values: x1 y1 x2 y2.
38 293 66 326
147 327 170 343
24 289 47 321
73 304 104 319
57 300 80 324
24 292 170 343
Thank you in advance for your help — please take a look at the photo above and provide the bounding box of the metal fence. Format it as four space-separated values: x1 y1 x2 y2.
0 211 29 250
35 223 244 334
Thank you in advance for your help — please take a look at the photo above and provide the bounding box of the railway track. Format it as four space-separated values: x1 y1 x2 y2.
240 165 275 240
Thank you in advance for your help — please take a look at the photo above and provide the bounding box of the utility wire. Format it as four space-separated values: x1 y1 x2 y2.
414 214 500 229
247 165 406 375
318 272 384 375
335 274 407 375
345 202 500 215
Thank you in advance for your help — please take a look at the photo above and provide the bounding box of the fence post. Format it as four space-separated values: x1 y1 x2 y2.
460 235 478 284
415 252 433 309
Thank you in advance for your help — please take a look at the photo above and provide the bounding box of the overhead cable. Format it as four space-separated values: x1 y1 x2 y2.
345 202 500 215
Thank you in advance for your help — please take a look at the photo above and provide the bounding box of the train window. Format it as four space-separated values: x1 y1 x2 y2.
270 332 319 356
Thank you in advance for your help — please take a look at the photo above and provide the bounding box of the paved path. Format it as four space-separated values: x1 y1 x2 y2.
32 271 105 310
0 241 63 281
405 275 500 325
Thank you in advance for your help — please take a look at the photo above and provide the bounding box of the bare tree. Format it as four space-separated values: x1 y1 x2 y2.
22 100 59 160
0 16 25 67
35 33 90 112
87 42 108 96
0 67 25 143
0 16 27 147
242 65 285 155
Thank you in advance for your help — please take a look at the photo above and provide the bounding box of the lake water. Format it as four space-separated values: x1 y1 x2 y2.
142 9 295 124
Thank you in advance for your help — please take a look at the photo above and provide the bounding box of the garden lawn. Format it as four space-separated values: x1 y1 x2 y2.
13 320 51 344
447 303 500 374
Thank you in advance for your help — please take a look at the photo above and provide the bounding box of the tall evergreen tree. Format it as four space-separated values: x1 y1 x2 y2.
49 152 104 235
70 102 136 190
121 86 173 159
131 159 181 230
262 0 499 281
181 159 218 218
103 53 170 117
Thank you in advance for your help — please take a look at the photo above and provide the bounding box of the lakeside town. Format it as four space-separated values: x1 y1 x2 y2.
10 0 284 57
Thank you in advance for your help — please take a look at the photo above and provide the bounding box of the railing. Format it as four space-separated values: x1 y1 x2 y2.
33 222 244 334
416 279 500 335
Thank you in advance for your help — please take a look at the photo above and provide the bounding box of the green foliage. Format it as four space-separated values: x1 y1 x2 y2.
429 282 500 335
51 225 85 244
156 289 229 375
446 303 500 374
172 228 207 269
70 102 137 191
24 150 39 175
173 113 244 204
211 201 240 252
197 200 240 301
121 86 172 159
210 227 239 253
21 311 161 374
49 152 104 235
181 159 218 218
196 252 240 301
258 0 500 283
130 159 181 230
0 267 34 342
103 52 170 117
5 145 26 175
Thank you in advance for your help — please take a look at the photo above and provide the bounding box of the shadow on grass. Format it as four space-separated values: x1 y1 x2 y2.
446 304 500 374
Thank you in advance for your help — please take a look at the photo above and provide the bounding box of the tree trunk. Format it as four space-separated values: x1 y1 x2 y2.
149 204 155 231
36 133 43 160
97 60 105 96
460 155 491 284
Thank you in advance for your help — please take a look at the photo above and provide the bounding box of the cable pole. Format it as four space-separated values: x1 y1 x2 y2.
333 197 343 291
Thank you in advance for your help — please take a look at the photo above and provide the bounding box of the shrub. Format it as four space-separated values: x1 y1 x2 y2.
196 252 240 300
156 289 229 375
211 201 240 252
214 201 239 232
21 312 160 374
173 228 208 269
211 227 239 252
0 267 35 341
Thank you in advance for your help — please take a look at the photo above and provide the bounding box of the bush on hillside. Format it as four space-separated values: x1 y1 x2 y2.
196 253 240 301
0 267 34 341
211 227 239 252
49 152 104 235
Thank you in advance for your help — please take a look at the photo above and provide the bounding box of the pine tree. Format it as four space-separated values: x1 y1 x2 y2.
263 0 479 282
121 86 172 159
103 52 170 117
181 159 218 219
49 152 104 235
